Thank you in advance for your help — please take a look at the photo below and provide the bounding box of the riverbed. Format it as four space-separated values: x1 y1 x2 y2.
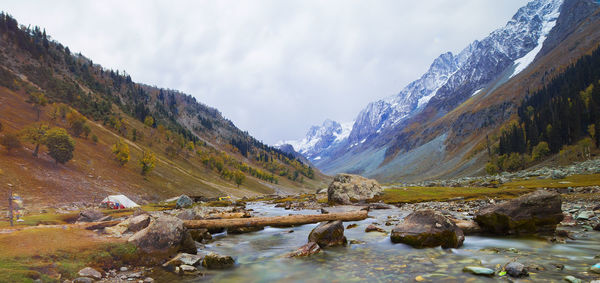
153 202 600 282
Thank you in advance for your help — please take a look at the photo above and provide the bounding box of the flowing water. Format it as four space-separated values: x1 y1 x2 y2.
157 203 600 282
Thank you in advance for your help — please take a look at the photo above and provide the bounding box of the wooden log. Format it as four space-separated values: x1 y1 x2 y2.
184 210 368 229
206 212 250 219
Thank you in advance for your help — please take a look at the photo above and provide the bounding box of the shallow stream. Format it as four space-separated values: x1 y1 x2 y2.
159 203 600 282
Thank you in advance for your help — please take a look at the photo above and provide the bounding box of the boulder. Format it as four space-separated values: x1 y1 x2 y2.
176 195 194 209
505 262 528 278
78 267 102 280
125 214 151 232
128 215 197 256
391 210 464 248
327 174 382 204
287 242 321 257
453 219 481 235
474 190 563 235
179 264 199 275
202 252 235 269
308 220 347 247
78 209 106 222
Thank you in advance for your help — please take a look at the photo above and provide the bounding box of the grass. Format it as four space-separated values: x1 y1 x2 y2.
379 173 600 204
0 227 137 282
377 186 533 204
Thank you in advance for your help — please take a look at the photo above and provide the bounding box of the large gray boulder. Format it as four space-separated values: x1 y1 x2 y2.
391 210 464 248
327 174 383 204
128 215 197 257
176 195 194 209
308 220 347 247
474 190 563 235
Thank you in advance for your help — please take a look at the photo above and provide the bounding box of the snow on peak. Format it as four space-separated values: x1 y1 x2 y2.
276 119 353 159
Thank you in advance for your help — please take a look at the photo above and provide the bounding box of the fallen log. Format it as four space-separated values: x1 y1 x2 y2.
206 212 250 219
184 210 368 229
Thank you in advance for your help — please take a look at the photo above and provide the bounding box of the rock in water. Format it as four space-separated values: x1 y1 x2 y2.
176 195 194 209
563 275 582 283
590 263 600 274
327 174 382 204
202 252 235 269
390 210 464 248
189 228 212 242
308 220 347 247
576 211 595 220
474 190 563 235
365 224 386 233
505 262 528 277
287 242 321 257
228 226 264 234
463 266 494 276
78 267 102 280
128 215 197 257
163 253 204 268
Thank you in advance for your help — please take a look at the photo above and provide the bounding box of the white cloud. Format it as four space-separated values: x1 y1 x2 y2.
0 0 529 144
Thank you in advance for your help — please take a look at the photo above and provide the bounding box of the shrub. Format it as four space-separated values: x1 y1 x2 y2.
531 141 550 161
0 132 22 152
44 127 75 164
91 134 98 143
485 162 499 175
503 152 525 172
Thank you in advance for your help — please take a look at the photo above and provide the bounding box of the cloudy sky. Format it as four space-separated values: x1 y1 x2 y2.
1 0 529 144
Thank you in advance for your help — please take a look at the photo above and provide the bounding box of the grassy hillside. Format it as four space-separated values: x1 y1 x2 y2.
0 13 330 208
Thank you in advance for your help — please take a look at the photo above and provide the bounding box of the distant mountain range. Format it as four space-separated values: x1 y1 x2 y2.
279 0 600 182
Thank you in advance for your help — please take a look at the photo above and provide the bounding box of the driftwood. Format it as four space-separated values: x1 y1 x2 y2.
184 211 368 229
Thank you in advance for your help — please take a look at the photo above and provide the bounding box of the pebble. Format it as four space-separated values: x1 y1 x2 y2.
505 262 528 277
590 263 600 274
563 275 581 283
463 266 494 276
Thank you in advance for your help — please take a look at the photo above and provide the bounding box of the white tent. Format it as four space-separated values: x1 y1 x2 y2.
100 194 139 208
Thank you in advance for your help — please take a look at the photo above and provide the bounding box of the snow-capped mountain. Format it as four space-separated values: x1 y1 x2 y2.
276 119 352 160
282 0 571 179
349 0 563 145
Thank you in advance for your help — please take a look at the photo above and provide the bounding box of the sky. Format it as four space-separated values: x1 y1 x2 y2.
0 0 530 144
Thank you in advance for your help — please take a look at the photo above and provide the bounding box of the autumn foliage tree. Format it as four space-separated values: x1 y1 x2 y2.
21 123 49 157
112 139 130 166
139 150 156 175
45 127 75 164
66 110 88 138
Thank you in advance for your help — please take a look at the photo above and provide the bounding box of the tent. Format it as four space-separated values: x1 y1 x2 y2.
100 195 139 209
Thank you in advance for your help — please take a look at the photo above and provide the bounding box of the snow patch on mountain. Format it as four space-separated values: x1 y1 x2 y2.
276 119 353 160
511 1 561 77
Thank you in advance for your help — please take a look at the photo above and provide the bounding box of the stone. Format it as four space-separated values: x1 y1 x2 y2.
124 214 151 232
505 262 528 278
391 210 464 248
143 278 155 283
287 242 321 257
120 267 128 272
551 170 567 179
73 277 94 283
179 264 199 275
475 190 563 235
189 228 212 242
594 222 600 231
590 263 600 274
346 223 358 229
368 203 392 210
163 253 205 268
453 219 481 235
327 174 383 204
78 209 106 222
576 211 594 220
128 215 197 257
176 195 194 209
308 220 347 247
228 226 264 234
202 252 235 269
365 224 386 233
463 266 494 276
563 275 582 283
78 267 102 280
